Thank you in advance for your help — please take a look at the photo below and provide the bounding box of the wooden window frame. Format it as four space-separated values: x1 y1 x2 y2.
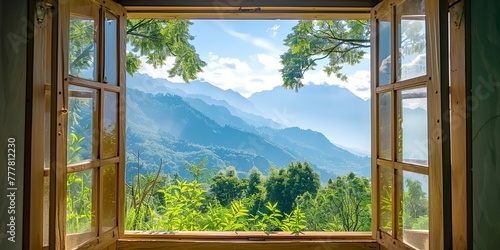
118 8 377 246
371 0 449 249
44 0 127 249
30 0 451 249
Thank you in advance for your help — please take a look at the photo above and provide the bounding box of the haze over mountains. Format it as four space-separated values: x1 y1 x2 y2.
126 73 372 182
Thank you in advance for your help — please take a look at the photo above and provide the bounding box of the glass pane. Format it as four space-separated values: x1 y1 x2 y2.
378 14 392 86
379 165 393 234
104 12 118 85
102 164 117 232
399 171 429 250
45 92 51 168
397 87 428 166
396 0 426 81
69 0 98 80
43 176 50 247
66 169 96 249
68 85 97 164
379 92 392 160
103 92 118 158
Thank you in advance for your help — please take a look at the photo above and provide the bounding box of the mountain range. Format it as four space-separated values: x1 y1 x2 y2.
125 73 373 182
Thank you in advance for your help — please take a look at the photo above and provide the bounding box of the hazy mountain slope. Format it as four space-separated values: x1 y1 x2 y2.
126 89 297 176
249 84 371 154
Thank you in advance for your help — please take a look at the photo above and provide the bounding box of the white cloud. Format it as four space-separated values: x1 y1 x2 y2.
256 54 281 71
138 52 371 101
208 51 219 61
137 56 184 82
252 38 279 53
267 24 281 38
197 52 283 97
225 29 279 53
226 29 250 40
303 69 371 100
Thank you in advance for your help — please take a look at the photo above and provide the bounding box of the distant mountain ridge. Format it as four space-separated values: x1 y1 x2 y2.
126 85 371 182
128 73 371 153
126 74 430 183
249 84 371 153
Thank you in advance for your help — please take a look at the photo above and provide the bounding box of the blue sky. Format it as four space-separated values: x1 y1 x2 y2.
138 20 371 100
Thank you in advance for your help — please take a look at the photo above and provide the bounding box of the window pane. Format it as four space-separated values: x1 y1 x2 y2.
45 92 51 168
379 92 392 160
104 12 118 85
397 87 428 166
69 0 98 80
102 164 117 232
396 0 426 81
379 165 393 234
378 14 392 86
66 169 96 249
399 171 429 250
68 85 97 164
43 176 49 247
103 92 118 158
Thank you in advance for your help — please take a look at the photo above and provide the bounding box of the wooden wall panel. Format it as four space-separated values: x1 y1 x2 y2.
0 0 28 249
470 0 500 249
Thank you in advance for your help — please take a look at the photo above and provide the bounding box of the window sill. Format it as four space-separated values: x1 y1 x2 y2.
123 230 373 240
118 232 377 250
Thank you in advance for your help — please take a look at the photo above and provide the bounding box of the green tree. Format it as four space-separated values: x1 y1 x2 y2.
280 19 426 90
247 167 263 196
69 19 206 82
210 166 247 207
279 20 370 90
247 167 266 215
402 179 428 229
326 172 371 231
283 161 321 214
126 19 207 81
265 166 287 211
184 157 212 183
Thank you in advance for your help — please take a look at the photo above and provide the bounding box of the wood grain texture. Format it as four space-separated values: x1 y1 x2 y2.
122 231 372 240
30 6 52 249
118 3 127 240
370 9 379 239
377 231 412 250
425 0 450 248
126 11 370 20
123 5 371 20
49 0 70 248
449 1 469 249
116 240 378 250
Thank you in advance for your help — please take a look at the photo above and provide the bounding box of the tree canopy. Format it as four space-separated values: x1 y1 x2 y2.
279 20 370 90
123 19 372 90
126 19 207 82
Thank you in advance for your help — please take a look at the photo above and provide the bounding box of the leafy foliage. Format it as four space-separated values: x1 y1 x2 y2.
401 178 428 230
66 171 93 234
121 158 429 234
280 20 370 90
126 19 207 82
282 206 307 235
210 167 247 207
69 19 95 78
326 172 371 231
